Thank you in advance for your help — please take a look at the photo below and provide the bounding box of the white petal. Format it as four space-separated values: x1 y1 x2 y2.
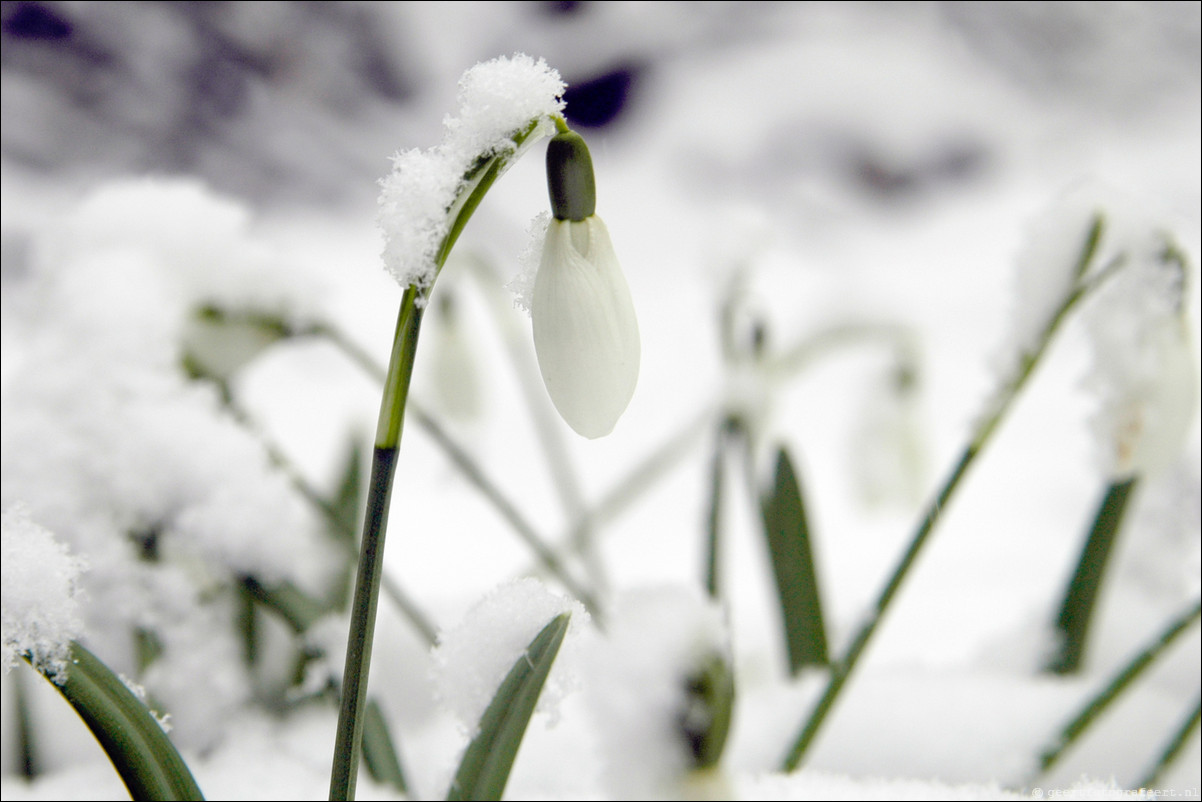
532 217 640 438
1104 325 1198 479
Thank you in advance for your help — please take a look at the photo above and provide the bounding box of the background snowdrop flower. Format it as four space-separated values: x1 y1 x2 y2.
583 586 733 800
1083 235 1198 479
532 129 640 439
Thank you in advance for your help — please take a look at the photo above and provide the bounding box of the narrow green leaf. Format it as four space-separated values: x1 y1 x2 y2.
760 447 828 673
1045 477 1139 675
362 699 408 793
242 575 412 789
1034 598 1200 779
703 420 732 599
29 641 204 800
241 575 329 633
237 584 259 667
447 612 571 801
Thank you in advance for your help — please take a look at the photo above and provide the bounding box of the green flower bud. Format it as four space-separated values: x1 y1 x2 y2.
546 130 596 221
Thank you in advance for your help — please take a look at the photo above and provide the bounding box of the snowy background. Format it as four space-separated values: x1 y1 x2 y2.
2 2 1200 800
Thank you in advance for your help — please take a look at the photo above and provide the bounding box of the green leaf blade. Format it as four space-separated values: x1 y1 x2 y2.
362 699 408 793
32 641 204 801
447 612 571 801
760 447 828 674
1045 477 1139 675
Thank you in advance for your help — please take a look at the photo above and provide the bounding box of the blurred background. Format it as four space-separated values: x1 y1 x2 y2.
3 1 1197 209
2 3 1199 794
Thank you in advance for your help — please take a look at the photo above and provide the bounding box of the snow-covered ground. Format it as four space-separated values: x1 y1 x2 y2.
3 3 1199 800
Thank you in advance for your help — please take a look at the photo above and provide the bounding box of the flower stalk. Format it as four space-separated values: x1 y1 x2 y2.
329 118 550 801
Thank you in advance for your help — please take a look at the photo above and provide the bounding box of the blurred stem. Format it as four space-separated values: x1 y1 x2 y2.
511 403 713 598
330 117 551 802
463 254 602 591
703 422 729 599
362 699 408 794
781 216 1118 772
408 403 601 616
1134 694 1201 789
242 575 410 793
562 406 713 553
704 416 742 599
307 310 600 619
185 357 438 646
1031 598 1200 783
238 583 259 667
13 665 38 779
769 321 918 379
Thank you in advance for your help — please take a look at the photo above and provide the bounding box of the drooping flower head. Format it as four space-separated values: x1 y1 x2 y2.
531 129 640 438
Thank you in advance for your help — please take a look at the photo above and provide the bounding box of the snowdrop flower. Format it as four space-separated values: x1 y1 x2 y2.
532 129 640 438
852 362 929 509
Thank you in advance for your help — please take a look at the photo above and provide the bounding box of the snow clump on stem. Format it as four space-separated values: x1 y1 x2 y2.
377 54 566 292
2 506 87 681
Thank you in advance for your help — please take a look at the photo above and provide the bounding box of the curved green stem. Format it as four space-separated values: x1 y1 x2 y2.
329 119 553 801
185 352 439 646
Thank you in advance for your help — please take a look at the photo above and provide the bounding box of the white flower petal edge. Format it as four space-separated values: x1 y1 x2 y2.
532 216 640 438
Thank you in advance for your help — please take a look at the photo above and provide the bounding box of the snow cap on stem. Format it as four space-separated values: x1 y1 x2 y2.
378 54 565 291
2 506 87 681
532 129 640 438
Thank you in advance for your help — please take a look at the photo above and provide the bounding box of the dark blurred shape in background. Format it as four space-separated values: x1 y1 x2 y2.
562 63 640 129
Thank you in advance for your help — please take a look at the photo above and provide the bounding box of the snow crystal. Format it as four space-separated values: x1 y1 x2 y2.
117 672 173 732
431 577 586 734
583 585 731 800
508 211 551 313
445 54 567 162
377 54 565 292
1 506 87 681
